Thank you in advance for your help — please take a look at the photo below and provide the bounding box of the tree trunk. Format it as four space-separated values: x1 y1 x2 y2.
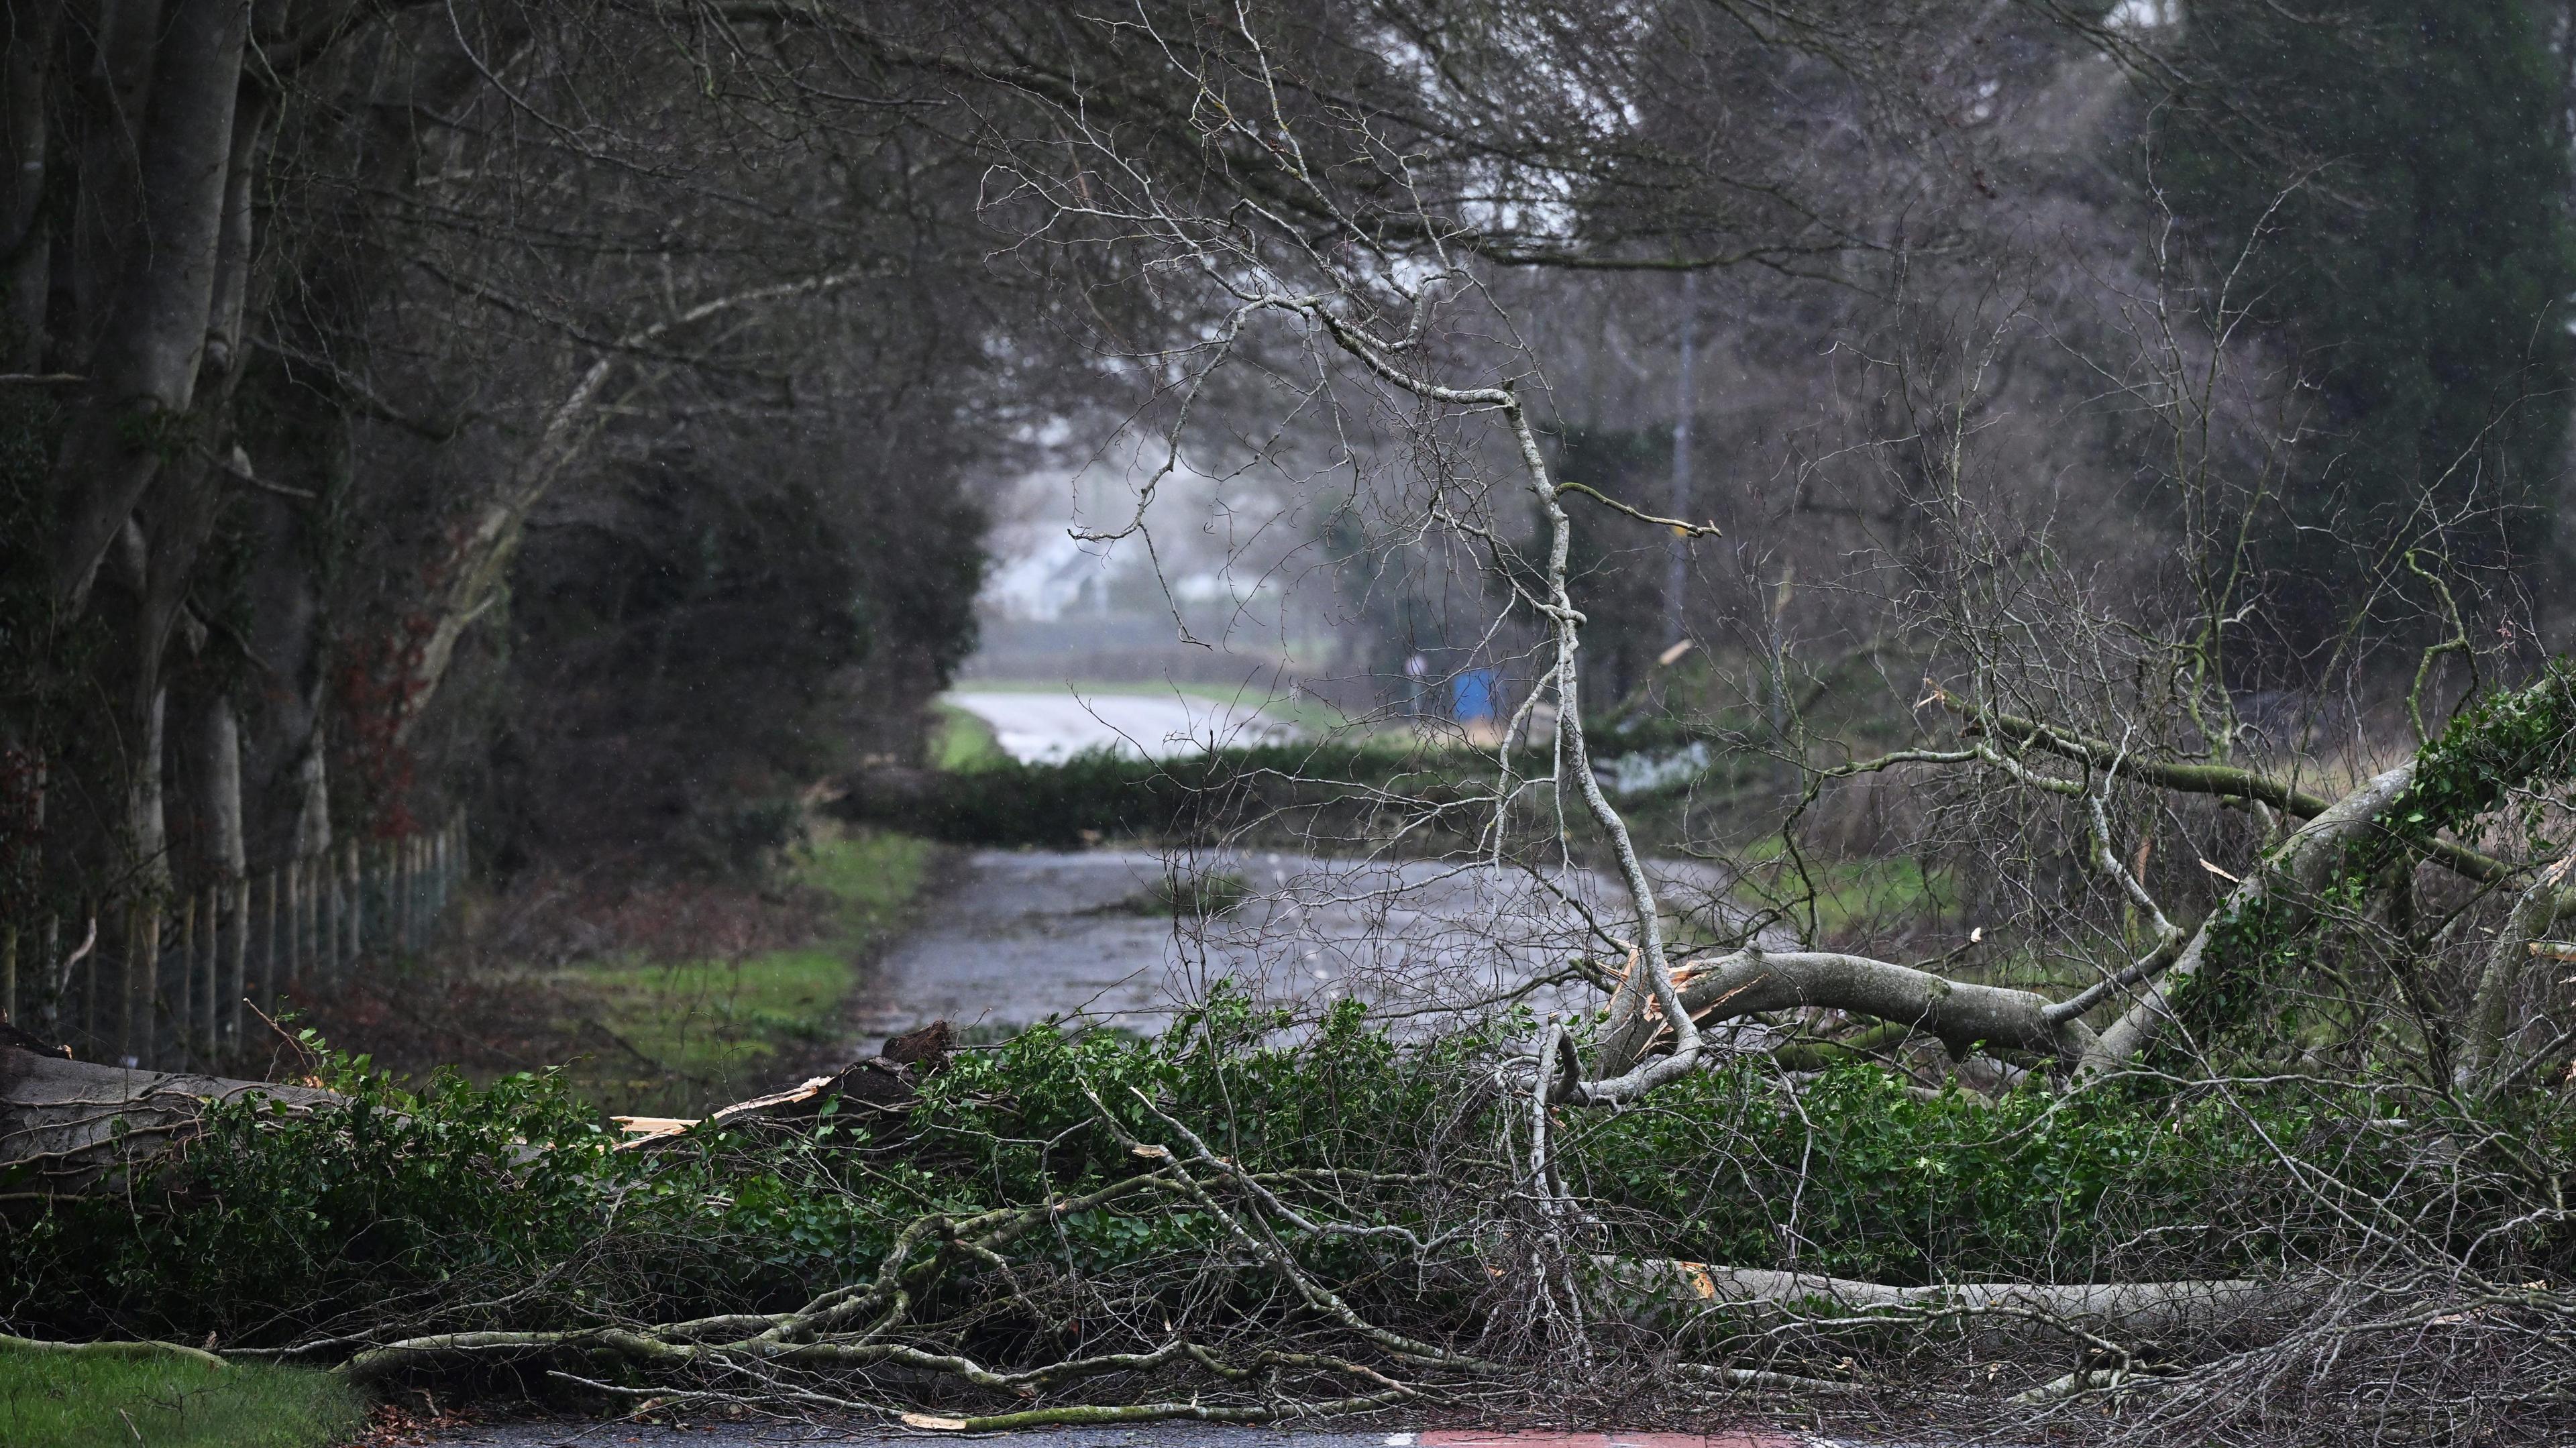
1608 948 2090 1078
62 0 163 366
388 266 877 744
0 0 62 371
0 1042 340 1196
2465 856 2575 1082
47 0 250 614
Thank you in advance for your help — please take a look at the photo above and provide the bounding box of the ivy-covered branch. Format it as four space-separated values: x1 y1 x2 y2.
1947 696 2513 885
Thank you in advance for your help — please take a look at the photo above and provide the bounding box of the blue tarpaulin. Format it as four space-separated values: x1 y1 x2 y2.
1452 669 1499 722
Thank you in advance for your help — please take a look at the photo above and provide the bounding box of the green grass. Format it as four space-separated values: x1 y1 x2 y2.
0 1351 365 1448
929 700 1006 771
1727 853 1953 946
565 828 936 1113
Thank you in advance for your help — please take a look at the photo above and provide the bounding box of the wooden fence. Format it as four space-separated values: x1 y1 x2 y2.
0 816 467 1070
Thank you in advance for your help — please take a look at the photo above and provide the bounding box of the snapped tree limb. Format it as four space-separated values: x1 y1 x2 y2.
1603 1258 2328 1344
1607 950 2094 1071
1577 669 2576 1091
1951 696 2512 885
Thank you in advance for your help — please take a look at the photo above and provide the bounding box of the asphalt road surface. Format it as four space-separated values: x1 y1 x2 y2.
945 689 1293 763
847 847 1764 1044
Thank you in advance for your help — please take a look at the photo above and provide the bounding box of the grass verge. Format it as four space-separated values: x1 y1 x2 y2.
929 700 1007 771
0 1351 364 1448
562 826 936 1114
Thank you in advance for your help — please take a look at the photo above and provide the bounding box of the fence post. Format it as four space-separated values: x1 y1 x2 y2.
186 894 201 1060
2 922 15 1027
345 839 362 968
38 914 57 1043
338 848 353 977
258 869 276 1015
126 904 152 1066
114 905 130 1064
294 850 311 984
71 907 89 1050
195 889 213 1060
226 873 248 1051
198 885 217 1058
335 840 352 973
350 840 364 966
302 854 318 981
339 847 354 974
322 852 338 979
180 894 197 1065
147 903 166 1068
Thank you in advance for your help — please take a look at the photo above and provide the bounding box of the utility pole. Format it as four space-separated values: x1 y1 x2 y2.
1665 270 1697 647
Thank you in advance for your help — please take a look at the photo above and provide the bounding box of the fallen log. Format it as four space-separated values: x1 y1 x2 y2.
1602 1257 2328 1345
1 1022 959 1194
0 1331 227 1370
0 1045 345 1198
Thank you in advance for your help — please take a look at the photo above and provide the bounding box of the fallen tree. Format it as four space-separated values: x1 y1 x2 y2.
1603 1258 2332 1345
0 1044 343 1198
15 8 2576 1442
0 1021 959 1195
1575 665 2576 1097
5 970 2569 1441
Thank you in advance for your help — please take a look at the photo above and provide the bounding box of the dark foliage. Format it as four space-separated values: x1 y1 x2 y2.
2157 0 2576 651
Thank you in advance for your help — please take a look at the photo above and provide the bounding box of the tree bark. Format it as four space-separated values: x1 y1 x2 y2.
2465 856 2575 1082
189 692 248 1046
2082 761 2420 1073
1603 1257 2327 1343
62 0 163 366
47 0 250 614
1609 949 2092 1077
0 0 62 371
0 1042 341 1196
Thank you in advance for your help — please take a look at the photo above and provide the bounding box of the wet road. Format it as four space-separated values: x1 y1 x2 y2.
848 848 1754 1043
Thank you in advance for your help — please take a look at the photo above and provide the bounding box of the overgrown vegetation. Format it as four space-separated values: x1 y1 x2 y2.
3 999 2568 1437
